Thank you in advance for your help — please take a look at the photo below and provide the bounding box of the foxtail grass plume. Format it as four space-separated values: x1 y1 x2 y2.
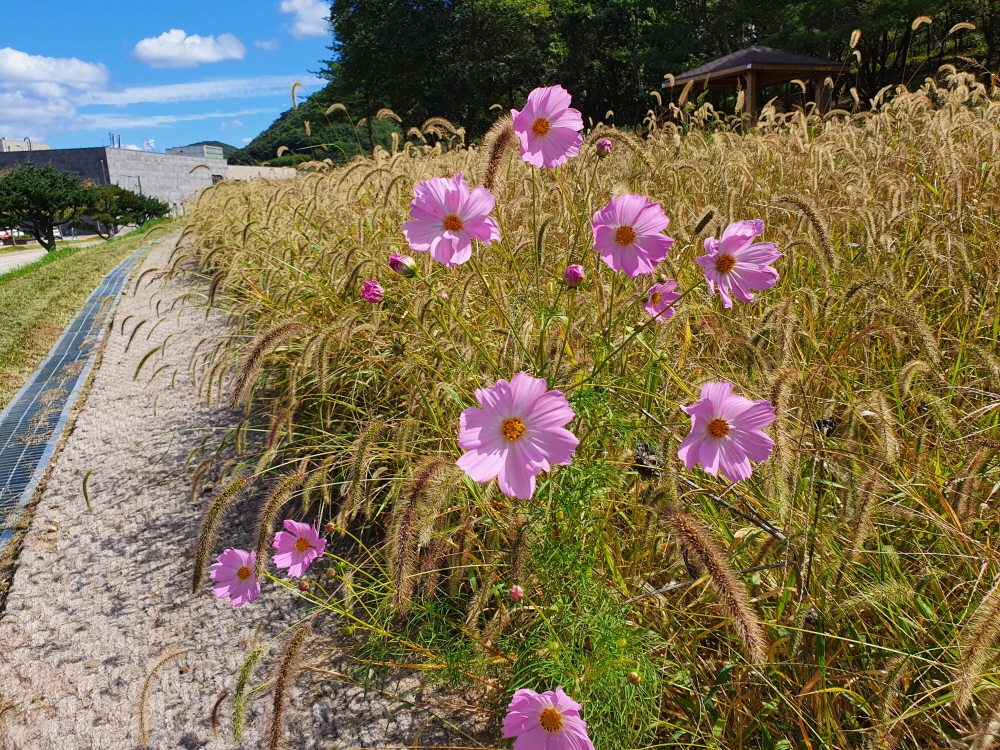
511 85 584 168
457 372 579 499
210 549 261 607
272 520 327 578
361 280 384 303
678 382 776 483
644 280 681 321
388 252 417 277
593 194 674 276
563 264 585 287
402 172 500 268
502 687 595 750
697 220 782 308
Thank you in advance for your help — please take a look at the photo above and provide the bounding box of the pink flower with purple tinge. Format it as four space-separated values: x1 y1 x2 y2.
596 138 613 157
697 219 782 308
402 172 500 268
644 279 681 321
563 264 585 287
388 253 417 277
509 585 525 602
456 372 579 500
678 382 776 483
273 520 327 578
210 549 261 607
593 195 674 276
361 280 384 303
502 687 594 750
511 85 584 169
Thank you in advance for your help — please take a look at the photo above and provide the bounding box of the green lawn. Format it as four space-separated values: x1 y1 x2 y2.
0 222 179 410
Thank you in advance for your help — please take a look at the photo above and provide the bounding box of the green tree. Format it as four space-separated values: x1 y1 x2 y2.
0 163 94 252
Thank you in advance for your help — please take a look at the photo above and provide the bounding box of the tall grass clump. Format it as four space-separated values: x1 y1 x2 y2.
178 69 1000 748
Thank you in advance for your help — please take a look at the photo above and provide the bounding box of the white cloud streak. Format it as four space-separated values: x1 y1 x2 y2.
254 39 281 51
83 75 323 106
79 108 278 130
132 29 247 69
279 0 329 38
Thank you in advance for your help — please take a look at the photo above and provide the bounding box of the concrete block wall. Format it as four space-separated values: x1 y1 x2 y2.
0 148 297 208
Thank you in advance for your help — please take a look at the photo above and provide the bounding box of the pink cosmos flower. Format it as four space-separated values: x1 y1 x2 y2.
273 519 327 578
511 85 584 169
502 687 594 750
401 172 500 268
696 219 782 308
596 138 613 157
563 264 585 287
457 372 579 500
644 279 681 321
593 195 674 276
361 280 384 303
678 382 776 483
388 253 417 277
210 549 261 607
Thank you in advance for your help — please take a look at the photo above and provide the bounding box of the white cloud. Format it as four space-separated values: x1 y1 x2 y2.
254 39 281 51
83 75 323 106
125 144 141 151
132 29 247 69
219 118 244 132
0 47 110 92
79 108 277 130
279 0 329 38
240 137 253 144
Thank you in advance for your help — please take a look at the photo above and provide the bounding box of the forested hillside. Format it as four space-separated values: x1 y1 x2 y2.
231 0 996 164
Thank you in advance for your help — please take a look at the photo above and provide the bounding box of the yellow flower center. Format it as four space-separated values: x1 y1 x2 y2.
538 707 564 733
532 117 551 137
501 417 527 441
615 225 637 246
708 418 730 439
236 566 252 581
715 254 737 274
295 537 312 553
650 292 662 305
443 214 463 231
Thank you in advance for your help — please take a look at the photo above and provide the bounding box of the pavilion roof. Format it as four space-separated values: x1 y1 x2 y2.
664 45 843 90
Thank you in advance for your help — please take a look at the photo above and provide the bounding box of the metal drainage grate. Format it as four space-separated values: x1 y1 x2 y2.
0 248 145 550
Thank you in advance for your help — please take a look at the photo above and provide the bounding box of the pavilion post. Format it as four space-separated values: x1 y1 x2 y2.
744 70 759 124
813 76 832 115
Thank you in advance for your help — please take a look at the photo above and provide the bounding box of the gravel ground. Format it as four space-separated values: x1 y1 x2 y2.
0 236 487 750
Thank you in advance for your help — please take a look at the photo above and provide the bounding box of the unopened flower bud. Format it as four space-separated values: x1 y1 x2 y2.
509 585 525 602
627 671 641 685
325 568 336 579
324 521 336 534
438 291 449 300
361 279 384 303
388 252 418 277
298 581 310 592
596 138 613 158
563 264 585 287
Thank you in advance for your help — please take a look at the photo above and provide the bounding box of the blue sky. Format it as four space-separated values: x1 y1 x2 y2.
0 0 330 151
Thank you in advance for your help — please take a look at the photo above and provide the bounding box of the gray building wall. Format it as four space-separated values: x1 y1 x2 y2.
0 147 228 206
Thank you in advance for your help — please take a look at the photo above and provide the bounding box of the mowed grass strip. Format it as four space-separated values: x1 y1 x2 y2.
0 221 178 410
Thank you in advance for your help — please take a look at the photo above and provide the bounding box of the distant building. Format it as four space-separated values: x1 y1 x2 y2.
0 139 49 153
166 144 226 159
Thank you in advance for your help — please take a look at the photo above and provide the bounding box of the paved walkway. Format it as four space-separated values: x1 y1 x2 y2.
0 236 473 749
0 248 46 275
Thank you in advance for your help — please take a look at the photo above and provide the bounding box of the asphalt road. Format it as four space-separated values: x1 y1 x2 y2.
0 248 46 275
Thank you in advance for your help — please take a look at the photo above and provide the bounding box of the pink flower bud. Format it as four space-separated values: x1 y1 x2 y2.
509 585 525 602
298 581 310 592
388 253 417 278
324 522 335 534
361 279 384 303
596 138 613 157
563 264 585 287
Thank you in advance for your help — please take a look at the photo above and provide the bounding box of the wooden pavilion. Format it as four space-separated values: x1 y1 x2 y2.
663 39 843 122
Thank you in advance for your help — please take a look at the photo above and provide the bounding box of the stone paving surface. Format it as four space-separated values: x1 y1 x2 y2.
0 236 484 749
